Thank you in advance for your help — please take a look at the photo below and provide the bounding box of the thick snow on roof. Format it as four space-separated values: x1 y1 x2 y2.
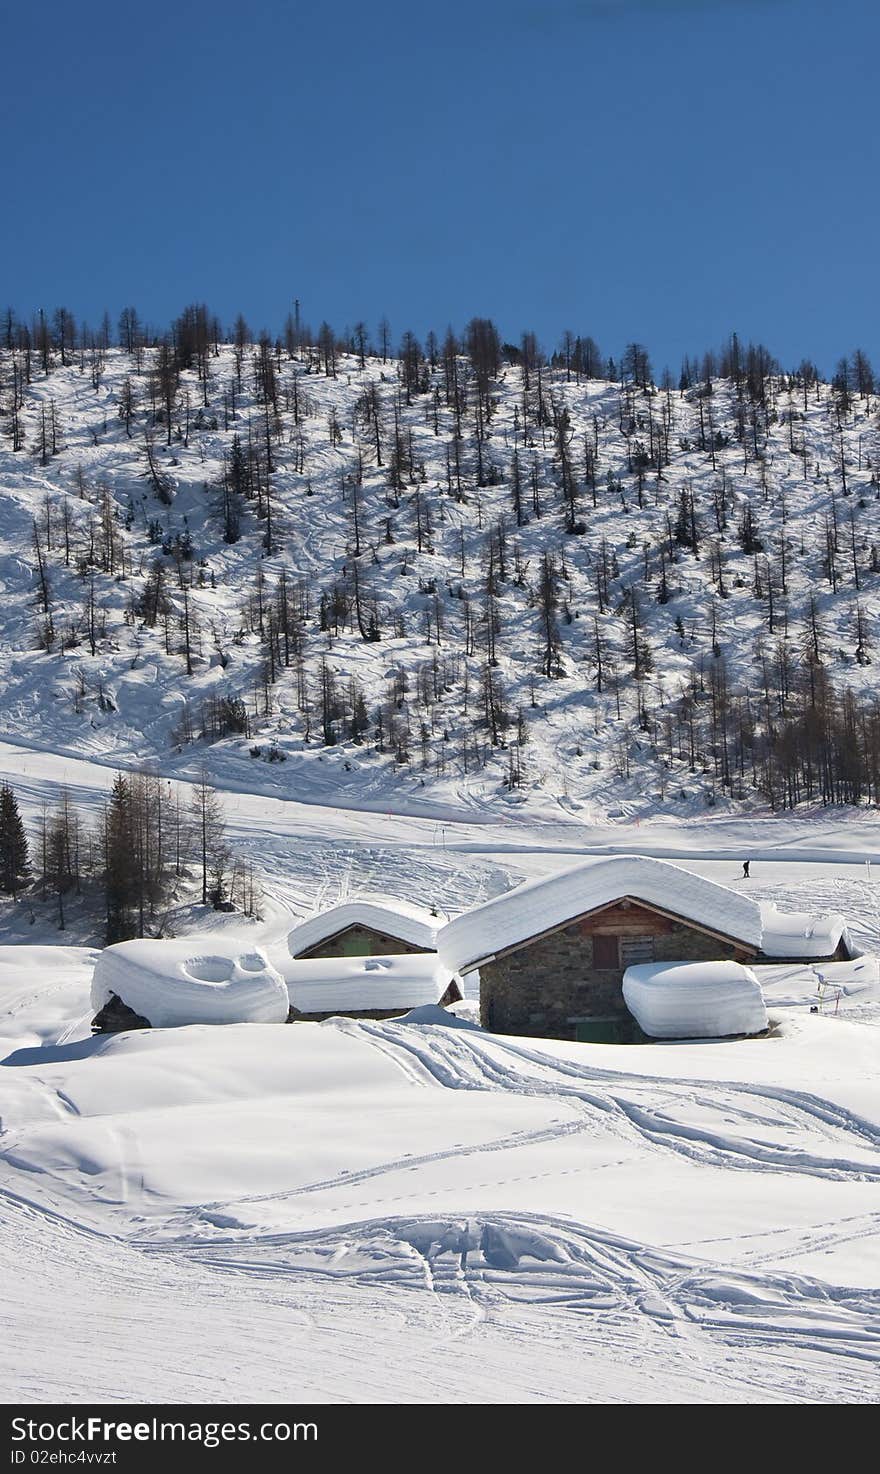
91 938 289 1028
759 903 850 959
283 953 453 1015
623 961 768 1039
437 855 763 974
285 897 439 957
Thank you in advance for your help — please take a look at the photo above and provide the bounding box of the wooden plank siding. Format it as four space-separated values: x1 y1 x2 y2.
295 925 435 959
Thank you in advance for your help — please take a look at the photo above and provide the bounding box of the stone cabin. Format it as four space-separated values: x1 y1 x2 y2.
286 898 439 960
437 855 766 1042
478 900 755 1041
278 897 457 1021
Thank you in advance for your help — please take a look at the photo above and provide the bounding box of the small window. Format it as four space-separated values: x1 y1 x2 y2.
592 934 619 969
340 929 373 957
620 934 655 965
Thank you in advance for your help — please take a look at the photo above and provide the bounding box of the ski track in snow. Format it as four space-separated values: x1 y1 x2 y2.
339 1019 880 1180
163 1209 880 1373
0 739 879 1399
3 1008 878 1402
1 346 880 1403
2 1177 878 1404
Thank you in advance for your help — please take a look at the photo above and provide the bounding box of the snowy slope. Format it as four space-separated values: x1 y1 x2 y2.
0 732 879 1403
0 340 877 820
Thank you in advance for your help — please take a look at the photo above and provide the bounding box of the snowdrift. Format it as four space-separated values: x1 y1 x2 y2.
91 938 289 1028
396 1003 482 1030
622 960 768 1040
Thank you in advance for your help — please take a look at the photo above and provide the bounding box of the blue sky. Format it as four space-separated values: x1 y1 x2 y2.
2 0 876 374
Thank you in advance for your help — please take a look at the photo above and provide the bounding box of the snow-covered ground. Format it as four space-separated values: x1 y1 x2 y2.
0 741 878 1404
2 967 879 1404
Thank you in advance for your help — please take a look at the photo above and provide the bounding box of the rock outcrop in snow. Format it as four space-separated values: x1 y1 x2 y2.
622 960 768 1039
91 938 289 1029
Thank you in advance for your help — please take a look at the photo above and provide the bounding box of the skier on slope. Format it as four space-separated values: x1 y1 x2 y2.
742 859 751 878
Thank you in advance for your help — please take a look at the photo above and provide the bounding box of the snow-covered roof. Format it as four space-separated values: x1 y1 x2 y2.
91 938 290 1028
285 897 439 958
759 903 851 960
436 855 763 974
623 961 768 1039
283 953 455 1015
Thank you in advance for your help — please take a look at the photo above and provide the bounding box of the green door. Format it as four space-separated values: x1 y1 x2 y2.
340 929 372 956
575 1017 629 1044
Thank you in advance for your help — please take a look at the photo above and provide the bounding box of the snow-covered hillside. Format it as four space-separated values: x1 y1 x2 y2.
1 327 878 820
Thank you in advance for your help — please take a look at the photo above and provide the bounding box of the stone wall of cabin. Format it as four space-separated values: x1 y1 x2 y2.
297 925 433 958
479 902 750 1040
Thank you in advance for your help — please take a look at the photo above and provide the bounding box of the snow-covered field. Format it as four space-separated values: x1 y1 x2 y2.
1 742 878 1404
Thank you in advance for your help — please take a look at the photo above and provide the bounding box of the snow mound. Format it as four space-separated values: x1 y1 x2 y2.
446 998 482 1026
91 937 289 1028
281 952 455 1014
396 1003 482 1030
285 897 439 958
623 961 768 1040
759 903 852 959
438 855 763 974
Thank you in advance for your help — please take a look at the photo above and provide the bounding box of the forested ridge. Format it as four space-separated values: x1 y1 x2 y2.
1 304 879 817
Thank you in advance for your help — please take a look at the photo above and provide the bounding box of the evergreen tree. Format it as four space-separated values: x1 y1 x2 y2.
191 767 228 906
104 773 136 943
0 783 29 896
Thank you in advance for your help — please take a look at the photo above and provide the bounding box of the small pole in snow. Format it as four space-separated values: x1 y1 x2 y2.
866 859 880 955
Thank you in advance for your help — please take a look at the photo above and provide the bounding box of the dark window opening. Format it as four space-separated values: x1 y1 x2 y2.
592 933 619 969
